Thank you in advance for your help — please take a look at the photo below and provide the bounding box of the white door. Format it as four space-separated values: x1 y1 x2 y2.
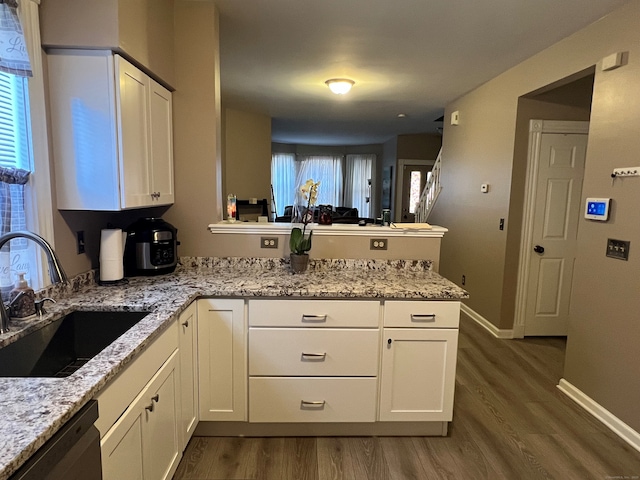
524 129 588 336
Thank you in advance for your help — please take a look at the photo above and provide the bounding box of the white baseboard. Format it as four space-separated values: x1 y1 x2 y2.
558 378 640 453
460 303 514 339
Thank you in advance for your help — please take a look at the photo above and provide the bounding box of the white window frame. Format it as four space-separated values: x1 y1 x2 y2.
18 0 55 288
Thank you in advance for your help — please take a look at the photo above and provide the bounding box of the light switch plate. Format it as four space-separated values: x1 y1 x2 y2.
606 238 630 261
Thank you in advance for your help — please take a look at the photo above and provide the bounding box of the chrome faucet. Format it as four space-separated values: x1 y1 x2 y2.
0 231 67 334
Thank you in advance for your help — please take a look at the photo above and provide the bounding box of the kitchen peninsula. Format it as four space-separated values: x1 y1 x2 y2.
0 257 467 480
207 223 448 270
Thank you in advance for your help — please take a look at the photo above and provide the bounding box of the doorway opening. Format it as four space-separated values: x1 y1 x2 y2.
395 159 435 222
510 68 595 338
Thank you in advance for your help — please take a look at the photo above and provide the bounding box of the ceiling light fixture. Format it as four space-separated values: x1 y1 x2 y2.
325 78 355 95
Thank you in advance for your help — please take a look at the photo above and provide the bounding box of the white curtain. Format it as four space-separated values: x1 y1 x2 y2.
270 153 296 216
295 155 343 208
344 154 373 217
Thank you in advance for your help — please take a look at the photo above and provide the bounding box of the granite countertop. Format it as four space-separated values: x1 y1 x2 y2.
0 257 467 480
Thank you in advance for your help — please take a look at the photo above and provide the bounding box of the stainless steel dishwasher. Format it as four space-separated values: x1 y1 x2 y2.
10 400 102 480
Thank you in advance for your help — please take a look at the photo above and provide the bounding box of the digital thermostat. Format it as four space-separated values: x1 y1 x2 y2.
585 198 610 221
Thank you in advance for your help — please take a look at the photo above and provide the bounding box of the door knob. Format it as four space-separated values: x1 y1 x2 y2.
533 245 545 254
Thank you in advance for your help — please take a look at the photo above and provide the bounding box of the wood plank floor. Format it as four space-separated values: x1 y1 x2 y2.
173 314 640 480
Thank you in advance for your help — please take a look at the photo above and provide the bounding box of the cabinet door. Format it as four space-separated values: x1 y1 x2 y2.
116 55 152 208
379 328 458 422
101 403 144 480
149 80 174 205
47 51 121 211
143 350 181 480
102 349 181 480
178 302 198 450
198 299 246 421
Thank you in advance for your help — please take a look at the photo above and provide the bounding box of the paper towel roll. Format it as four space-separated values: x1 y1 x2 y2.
100 228 124 281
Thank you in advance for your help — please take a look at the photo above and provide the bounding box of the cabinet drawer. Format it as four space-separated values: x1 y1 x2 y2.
249 300 379 327
384 301 460 328
249 377 377 423
249 328 379 376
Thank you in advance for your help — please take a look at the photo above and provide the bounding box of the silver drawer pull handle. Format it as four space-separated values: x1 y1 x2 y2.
301 352 327 360
301 314 327 322
410 314 436 322
301 400 326 408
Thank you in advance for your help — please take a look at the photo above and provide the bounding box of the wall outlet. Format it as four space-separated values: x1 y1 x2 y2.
370 238 388 250
606 238 630 261
461 275 466 286
260 237 278 249
76 230 85 254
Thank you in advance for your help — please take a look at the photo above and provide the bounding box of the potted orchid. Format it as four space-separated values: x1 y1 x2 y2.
289 178 320 273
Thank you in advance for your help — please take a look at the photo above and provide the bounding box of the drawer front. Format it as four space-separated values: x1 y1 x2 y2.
384 301 460 328
249 328 379 376
249 377 377 423
249 300 379 328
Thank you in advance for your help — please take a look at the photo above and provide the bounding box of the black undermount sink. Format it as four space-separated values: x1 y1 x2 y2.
0 310 149 378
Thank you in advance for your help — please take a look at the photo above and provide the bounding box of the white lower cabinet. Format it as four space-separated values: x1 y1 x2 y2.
193 297 461 435
101 349 181 480
198 299 247 421
379 301 460 422
178 302 198 450
247 299 380 424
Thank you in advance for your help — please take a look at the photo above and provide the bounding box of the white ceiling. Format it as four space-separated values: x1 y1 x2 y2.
214 0 628 146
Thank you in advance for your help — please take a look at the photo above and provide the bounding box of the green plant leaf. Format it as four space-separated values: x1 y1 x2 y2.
289 227 313 254
289 227 303 253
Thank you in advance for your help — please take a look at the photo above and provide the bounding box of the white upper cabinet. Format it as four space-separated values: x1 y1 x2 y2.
47 50 174 210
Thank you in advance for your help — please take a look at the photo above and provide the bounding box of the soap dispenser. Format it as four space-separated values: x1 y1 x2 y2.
9 272 36 319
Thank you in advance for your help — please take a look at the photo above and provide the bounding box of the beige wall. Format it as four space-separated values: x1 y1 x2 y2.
397 133 442 160
39 0 175 87
223 108 272 207
118 0 175 87
163 1 222 257
430 1 640 431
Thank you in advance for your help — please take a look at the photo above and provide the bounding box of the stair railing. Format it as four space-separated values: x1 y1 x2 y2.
415 148 442 223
